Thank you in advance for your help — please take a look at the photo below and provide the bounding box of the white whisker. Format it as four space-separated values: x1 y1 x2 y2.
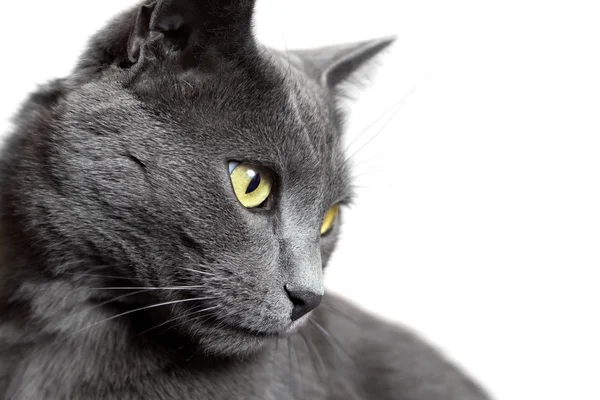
346 85 416 162
181 268 216 277
92 286 205 291
136 305 220 337
344 98 410 154
66 297 214 339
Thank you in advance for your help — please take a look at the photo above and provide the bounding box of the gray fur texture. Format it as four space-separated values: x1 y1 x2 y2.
0 1 491 399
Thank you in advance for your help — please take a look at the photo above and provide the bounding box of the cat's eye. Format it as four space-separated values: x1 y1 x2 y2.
228 161 273 208
320 204 340 235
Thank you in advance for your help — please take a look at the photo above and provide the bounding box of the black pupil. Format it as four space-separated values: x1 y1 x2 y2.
246 173 261 194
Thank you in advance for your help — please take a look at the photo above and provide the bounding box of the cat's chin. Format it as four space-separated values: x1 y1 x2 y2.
192 324 277 357
186 316 311 357
281 315 310 336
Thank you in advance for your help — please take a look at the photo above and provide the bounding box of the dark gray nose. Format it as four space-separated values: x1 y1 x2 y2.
285 285 323 321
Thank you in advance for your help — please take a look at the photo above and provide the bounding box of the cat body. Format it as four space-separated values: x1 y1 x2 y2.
0 1 490 399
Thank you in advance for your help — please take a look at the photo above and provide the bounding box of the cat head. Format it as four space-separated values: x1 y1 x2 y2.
0 0 393 356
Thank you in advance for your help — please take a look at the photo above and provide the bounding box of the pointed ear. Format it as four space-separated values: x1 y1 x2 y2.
128 0 256 64
75 0 257 79
293 37 395 90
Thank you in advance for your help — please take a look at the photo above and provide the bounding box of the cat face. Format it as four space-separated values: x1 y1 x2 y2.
57 60 349 353
1 0 392 356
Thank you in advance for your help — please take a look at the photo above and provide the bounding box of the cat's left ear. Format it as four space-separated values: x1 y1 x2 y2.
292 37 395 91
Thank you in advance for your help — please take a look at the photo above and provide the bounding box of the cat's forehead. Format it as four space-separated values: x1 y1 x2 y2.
268 55 343 163
125 53 345 168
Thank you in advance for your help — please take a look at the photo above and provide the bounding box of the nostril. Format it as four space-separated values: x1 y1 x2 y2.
285 285 323 321
286 288 307 307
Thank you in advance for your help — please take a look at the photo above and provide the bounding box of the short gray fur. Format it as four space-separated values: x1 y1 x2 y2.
0 1 491 399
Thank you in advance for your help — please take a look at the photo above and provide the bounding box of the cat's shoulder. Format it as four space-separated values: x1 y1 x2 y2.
312 294 491 400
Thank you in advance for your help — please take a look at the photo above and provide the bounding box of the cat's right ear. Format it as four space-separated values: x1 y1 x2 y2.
128 0 256 66
127 2 155 64
75 0 256 79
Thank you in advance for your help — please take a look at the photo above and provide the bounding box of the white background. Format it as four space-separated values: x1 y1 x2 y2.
1 1 599 399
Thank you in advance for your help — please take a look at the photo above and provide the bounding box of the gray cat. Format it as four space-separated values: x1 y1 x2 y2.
0 1 491 399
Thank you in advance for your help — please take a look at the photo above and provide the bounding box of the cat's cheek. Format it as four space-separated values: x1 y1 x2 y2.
320 234 340 269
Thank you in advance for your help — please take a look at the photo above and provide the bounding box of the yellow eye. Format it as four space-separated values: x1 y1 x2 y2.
320 204 340 235
229 162 273 208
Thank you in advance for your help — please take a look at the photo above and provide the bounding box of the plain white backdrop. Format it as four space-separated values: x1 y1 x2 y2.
1 1 599 399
